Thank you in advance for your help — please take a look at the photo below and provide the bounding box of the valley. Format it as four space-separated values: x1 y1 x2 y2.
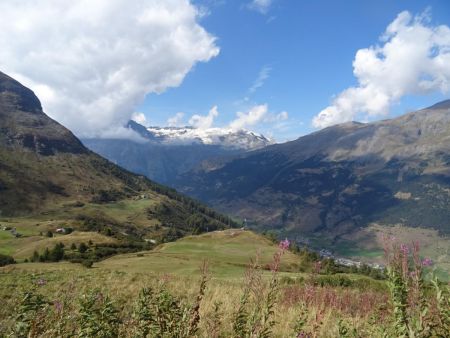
1 2 450 336
0 68 449 336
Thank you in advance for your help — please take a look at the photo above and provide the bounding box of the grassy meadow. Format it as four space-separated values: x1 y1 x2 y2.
0 230 390 337
2 229 448 337
0 214 448 338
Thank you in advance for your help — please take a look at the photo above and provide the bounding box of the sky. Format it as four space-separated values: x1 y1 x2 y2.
0 0 449 142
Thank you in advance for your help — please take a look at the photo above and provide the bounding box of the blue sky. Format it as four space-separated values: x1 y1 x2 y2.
138 0 450 141
1 0 449 141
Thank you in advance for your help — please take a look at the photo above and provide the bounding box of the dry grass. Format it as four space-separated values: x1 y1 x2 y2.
0 264 389 337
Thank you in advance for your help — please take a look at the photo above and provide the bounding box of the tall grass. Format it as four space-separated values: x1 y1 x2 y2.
2 238 448 337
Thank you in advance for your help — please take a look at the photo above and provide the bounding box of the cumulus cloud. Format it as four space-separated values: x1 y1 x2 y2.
167 112 185 127
0 0 219 138
182 103 288 132
249 65 271 93
228 104 288 130
248 0 273 14
189 105 219 129
313 10 450 129
229 104 268 130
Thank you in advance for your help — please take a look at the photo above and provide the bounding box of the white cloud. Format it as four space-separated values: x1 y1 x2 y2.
248 0 273 14
0 0 219 138
229 104 268 130
189 105 219 129
274 111 288 121
313 10 450 129
167 112 185 127
131 112 149 127
228 104 288 130
249 65 271 93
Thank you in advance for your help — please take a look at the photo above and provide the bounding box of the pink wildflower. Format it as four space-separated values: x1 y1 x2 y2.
422 258 433 267
297 332 310 338
279 238 290 250
400 244 409 256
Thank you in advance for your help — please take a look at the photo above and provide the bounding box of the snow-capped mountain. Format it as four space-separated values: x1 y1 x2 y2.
82 120 273 186
130 121 273 150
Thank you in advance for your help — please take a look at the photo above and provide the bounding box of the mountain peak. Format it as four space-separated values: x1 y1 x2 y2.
0 70 87 156
127 120 273 150
0 71 42 114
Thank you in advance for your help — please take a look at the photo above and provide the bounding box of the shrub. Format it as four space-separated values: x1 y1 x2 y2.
78 242 88 253
50 243 65 262
81 260 93 268
34 243 65 262
31 250 39 262
0 253 15 267
12 291 49 337
78 290 119 338
132 263 209 337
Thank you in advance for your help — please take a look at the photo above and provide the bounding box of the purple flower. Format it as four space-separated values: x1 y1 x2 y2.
422 258 433 267
400 244 409 255
297 332 311 338
279 238 290 250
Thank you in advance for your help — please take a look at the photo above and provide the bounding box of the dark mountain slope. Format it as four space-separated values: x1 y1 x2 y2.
0 71 235 239
0 72 148 214
175 102 450 236
0 72 86 156
82 138 243 185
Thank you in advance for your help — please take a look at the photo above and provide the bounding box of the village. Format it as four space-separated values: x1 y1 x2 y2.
318 248 385 270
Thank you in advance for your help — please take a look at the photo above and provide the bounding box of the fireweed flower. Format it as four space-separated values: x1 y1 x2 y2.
400 244 409 255
279 238 290 250
422 258 433 267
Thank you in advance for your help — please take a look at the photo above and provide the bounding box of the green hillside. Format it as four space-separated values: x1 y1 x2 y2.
0 71 238 259
97 229 303 278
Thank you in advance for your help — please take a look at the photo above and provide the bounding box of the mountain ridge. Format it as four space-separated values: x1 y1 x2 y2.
0 71 235 242
174 99 450 237
82 120 273 185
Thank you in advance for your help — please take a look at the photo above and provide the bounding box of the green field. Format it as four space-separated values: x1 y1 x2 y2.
98 230 303 279
0 197 165 261
1 229 392 337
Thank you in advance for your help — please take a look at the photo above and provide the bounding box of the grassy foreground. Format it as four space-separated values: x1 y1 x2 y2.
1 230 448 337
